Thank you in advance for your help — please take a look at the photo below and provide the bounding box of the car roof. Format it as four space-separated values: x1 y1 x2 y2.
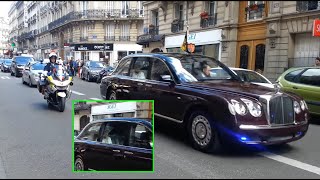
90 117 152 129
124 53 214 63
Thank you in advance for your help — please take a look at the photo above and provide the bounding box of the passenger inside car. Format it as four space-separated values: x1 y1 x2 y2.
131 61 146 79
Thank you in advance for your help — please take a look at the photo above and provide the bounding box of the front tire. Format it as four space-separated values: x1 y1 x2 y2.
107 90 117 100
28 77 33 87
10 70 13 76
74 155 87 171
87 74 91 82
187 111 222 153
22 76 25 84
58 96 66 112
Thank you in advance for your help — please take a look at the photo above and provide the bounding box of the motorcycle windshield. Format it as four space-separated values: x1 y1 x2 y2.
53 65 68 81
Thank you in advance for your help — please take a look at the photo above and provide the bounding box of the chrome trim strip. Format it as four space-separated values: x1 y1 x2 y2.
239 121 307 130
154 113 183 123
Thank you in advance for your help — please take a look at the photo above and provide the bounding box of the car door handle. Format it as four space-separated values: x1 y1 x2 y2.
145 84 152 88
293 86 298 89
124 151 133 155
112 149 121 153
137 83 144 86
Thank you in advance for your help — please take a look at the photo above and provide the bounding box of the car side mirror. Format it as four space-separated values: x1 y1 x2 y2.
25 67 30 71
160 75 174 83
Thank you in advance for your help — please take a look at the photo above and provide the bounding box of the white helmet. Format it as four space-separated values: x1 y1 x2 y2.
49 52 58 59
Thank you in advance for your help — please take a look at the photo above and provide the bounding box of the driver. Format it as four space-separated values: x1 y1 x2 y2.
202 64 212 78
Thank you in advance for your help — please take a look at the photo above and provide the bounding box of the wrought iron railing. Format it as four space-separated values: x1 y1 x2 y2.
148 26 159 35
119 36 130 41
171 20 184 33
296 1 319 12
200 13 217 28
104 36 115 41
48 9 144 31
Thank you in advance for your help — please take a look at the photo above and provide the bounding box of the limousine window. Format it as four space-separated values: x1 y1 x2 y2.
150 59 172 81
78 123 102 141
101 121 130 146
115 58 131 76
129 124 152 149
130 57 150 80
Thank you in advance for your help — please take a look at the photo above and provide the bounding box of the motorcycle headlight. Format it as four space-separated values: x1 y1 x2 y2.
241 98 262 117
300 100 306 111
230 99 247 116
294 101 301 114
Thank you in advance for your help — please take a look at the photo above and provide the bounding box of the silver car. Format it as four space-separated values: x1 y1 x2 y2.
22 62 46 87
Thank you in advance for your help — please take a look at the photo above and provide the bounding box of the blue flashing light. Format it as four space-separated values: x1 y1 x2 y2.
240 136 247 141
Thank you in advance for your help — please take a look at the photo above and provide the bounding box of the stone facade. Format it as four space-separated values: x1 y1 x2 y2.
9 1 145 66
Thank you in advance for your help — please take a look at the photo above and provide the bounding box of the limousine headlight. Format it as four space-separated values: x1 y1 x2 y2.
294 101 301 114
241 98 262 117
230 99 247 116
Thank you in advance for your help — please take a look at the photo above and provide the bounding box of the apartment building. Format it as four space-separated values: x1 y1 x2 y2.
0 17 10 57
9 1 144 66
8 2 18 56
138 1 222 61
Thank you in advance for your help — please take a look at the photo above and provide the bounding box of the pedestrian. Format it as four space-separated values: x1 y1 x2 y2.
73 58 78 76
77 59 81 77
315 57 320 67
69 58 74 76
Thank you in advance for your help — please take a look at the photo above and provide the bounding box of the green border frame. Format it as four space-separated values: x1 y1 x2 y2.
72 99 155 173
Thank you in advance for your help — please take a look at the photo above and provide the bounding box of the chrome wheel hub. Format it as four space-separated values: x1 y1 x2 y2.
191 115 212 147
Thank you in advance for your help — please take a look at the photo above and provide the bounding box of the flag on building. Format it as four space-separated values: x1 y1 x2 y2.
181 31 188 52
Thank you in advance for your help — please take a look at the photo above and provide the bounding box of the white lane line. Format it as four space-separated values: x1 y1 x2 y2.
0 153 6 179
89 98 102 100
0 77 9 79
259 151 320 176
71 90 85 96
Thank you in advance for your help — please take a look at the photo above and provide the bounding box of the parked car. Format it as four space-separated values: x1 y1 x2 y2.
276 67 320 116
228 68 274 89
81 61 106 82
10 56 35 77
74 118 153 171
0 59 3 70
22 61 46 87
1 59 13 72
100 53 309 153
96 66 114 83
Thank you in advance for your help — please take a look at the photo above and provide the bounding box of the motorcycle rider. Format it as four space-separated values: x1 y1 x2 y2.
44 52 58 76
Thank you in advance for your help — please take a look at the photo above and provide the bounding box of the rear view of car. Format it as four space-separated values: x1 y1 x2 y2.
11 56 35 77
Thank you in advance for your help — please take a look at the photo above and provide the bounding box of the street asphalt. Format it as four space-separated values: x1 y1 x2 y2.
0 71 320 179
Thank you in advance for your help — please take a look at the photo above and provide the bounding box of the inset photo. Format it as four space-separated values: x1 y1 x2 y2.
72 100 154 172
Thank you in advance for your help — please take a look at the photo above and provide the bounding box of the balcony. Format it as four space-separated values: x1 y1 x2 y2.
80 36 88 42
47 9 144 31
297 1 320 12
119 36 130 41
200 13 217 28
104 36 115 41
171 20 184 33
148 25 159 35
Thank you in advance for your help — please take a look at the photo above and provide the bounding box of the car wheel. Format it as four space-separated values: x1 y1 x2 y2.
10 70 13 76
108 90 117 100
187 111 222 153
87 74 91 82
15 70 18 77
75 155 87 171
28 76 33 87
22 76 25 84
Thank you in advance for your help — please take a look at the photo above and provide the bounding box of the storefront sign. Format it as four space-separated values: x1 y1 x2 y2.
165 29 222 48
313 19 320 37
91 102 137 115
74 44 113 51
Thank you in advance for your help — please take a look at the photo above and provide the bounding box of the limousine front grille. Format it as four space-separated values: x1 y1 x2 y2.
269 96 294 125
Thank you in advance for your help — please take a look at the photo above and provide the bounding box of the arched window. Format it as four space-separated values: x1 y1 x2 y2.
240 45 249 69
255 44 265 72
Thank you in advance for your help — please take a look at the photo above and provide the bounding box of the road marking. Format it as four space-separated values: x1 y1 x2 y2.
259 151 320 176
0 77 9 79
71 90 85 96
0 153 6 179
89 98 102 100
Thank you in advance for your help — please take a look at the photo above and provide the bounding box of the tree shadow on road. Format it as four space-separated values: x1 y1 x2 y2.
154 117 297 158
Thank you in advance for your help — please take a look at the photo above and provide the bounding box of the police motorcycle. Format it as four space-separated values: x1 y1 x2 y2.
37 60 73 112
